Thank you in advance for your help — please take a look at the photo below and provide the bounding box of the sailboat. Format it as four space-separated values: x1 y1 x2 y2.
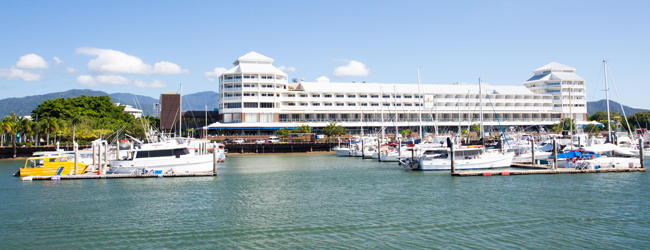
413 78 515 170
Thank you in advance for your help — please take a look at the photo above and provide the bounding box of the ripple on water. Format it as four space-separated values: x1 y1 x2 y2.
0 156 649 249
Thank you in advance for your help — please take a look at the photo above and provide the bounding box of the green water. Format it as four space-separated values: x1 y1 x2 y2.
1 154 649 249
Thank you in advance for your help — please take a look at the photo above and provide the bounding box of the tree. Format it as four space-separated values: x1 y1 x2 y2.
470 123 481 138
400 128 411 139
583 124 601 136
628 111 650 131
32 120 41 146
292 124 312 134
323 122 346 140
551 118 575 133
277 127 292 139
71 116 81 142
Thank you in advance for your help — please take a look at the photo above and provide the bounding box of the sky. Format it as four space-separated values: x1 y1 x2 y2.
0 0 649 107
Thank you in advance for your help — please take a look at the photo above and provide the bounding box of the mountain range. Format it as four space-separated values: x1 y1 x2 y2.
0 89 219 118
0 89 647 118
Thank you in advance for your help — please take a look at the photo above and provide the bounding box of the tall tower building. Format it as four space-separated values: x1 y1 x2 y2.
524 62 587 121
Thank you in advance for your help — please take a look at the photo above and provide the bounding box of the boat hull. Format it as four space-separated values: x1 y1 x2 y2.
333 148 351 157
418 152 514 171
111 154 214 174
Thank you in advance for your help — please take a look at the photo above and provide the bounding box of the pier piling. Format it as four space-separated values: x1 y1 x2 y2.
530 140 535 166
450 140 456 174
213 143 218 175
640 137 645 169
73 142 78 175
552 139 558 169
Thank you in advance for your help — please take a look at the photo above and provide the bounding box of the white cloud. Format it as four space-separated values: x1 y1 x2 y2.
76 75 130 86
153 61 190 75
134 79 167 89
204 67 228 81
53 57 63 66
333 60 369 77
63 66 78 74
15 54 49 69
277 65 297 72
76 75 166 89
76 47 188 75
0 68 43 81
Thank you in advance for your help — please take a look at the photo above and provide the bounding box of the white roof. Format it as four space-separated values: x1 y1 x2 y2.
223 64 287 76
533 62 576 73
233 51 273 65
525 72 585 83
297 82 535 95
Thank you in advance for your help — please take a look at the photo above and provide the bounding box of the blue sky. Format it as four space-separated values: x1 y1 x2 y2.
0 0 649 107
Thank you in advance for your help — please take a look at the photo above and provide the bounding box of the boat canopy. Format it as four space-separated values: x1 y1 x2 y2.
557 150 600 159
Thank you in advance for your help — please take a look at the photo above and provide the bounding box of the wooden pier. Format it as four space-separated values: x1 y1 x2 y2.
451 167 646 177
22 172 217 181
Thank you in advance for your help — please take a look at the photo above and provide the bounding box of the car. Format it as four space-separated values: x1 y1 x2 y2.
268 136 280 143
221 138 233 144
254 139 266 144
233 138 246 144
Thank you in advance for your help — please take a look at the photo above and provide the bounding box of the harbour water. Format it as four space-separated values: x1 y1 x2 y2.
1 154 649 249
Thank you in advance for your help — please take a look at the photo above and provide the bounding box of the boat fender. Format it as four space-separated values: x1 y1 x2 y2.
474 155 479 159
572 157 577 163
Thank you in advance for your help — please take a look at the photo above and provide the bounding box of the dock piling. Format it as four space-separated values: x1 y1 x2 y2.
213 143 218 175
450 140 456 174
640 137 645 169
73 142 78 175
530 139 535 166
552 139 558 169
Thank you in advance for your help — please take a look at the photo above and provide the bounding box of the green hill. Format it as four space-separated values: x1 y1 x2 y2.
587 99 649 116
0 89 220 118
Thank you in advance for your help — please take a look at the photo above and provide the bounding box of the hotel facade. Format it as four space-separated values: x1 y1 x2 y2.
208 52 587 135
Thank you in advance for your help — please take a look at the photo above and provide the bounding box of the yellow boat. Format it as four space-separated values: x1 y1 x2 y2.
19 155 89 177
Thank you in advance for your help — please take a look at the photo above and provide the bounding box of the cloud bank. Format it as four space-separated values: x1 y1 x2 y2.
333 60 369 77
204 67 228 81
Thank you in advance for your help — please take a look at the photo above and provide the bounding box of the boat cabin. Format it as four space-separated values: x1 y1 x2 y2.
122 147 191 160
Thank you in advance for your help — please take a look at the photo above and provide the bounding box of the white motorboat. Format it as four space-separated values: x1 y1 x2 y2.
110 141 214 174
414 147 514 171
333 146 352 157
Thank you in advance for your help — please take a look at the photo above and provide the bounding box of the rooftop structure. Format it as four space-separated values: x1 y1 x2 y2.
115 103 143 118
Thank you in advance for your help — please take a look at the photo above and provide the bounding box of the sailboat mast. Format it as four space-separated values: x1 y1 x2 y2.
381 87 385 140
605 60 612 143
417 68 423 142
435 96 439 137
394 86 399 140
179 84 182 137
479 78 484 144
205 104 208 138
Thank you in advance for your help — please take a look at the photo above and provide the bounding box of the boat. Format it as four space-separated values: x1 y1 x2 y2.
16 155 89 177
413 146 514 170
557 150 641 169
109 141 214 175
333 146 352 157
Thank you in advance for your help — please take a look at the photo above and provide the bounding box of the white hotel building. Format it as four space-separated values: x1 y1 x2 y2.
208 52 587 135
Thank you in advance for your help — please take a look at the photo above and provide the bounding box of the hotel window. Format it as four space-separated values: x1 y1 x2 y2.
359 95 368 98
361 103 368 106
226 76 233 80
224 114 232 122
244 75 251 79
336 103 344 106
395 95 401 98
260 113 274 122
312 94 320 98
394 103 401 106
235 76 242 79
348 103 356 106
244 102 258 108
383 103 390 106
288 94 295 97
260 102 274 108
244 84 251 87
300 103 308 106
348 95 356 98
404 95 412 98
225 103 241 108
300 94 307 98
414 103 420 106
371 95 379 98
324 94 332 98
371 103 379 106
336 94 344 98
324 103 332 106
261 76 267 79
286 103 296 106
312 103 321 106
261 93 268 96
245 113 258 122
383 95 390 98
405 103 413 106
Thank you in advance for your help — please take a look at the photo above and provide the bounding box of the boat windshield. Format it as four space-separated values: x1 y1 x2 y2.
423 150 448 159
134 148 190 159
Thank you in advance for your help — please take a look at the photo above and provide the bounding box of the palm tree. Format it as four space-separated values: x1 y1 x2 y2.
32 120 42 146
19 118 32 145
72 116 81 143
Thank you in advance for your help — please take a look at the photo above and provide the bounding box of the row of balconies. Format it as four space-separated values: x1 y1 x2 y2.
275 117 561 123
220 96 555 104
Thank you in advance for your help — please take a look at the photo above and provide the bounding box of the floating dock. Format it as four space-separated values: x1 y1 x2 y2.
22 172 217 181
452 167 646 177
